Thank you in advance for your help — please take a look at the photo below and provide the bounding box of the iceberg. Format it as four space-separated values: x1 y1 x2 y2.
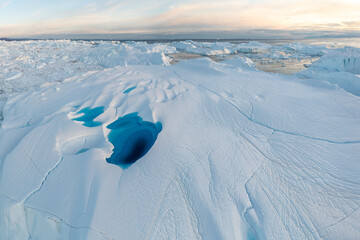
298 47 360 96
0 40 359 239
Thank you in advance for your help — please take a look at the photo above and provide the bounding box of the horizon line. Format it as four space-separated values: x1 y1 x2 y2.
2 31 360 42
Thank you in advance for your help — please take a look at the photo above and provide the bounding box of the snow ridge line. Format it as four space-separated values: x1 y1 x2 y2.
170 68 360 145
22 156 64 203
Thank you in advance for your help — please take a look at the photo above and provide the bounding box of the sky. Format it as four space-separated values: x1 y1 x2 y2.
1 0 360 39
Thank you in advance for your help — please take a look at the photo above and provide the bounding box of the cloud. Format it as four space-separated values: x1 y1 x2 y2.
0 0 359 37
141 0 360 30
0 0 12 9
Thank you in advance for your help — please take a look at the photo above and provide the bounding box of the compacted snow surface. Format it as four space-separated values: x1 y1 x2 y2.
0 40 360 239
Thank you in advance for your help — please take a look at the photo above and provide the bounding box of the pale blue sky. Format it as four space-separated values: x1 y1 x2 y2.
1 0 360 38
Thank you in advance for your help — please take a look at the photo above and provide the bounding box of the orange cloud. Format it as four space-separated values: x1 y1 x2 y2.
1 0 359 37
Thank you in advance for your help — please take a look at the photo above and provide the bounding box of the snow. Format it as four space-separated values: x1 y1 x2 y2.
278 42 327 56
0 40 360 240
170 40 271 56
297 47 360 96
0 40 174 103
221 56 255 70
304 47 360 73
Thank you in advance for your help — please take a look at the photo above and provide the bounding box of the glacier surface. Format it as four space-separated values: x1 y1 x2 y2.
0 40 360 240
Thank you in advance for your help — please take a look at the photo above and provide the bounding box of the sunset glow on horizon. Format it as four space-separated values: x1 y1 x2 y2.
1 0 360 38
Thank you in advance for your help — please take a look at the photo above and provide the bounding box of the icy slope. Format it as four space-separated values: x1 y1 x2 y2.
297 47 360 96
0 55 359 239
0 40 174 107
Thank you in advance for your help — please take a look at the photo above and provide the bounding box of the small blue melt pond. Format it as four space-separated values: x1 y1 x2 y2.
72 106 104 127
123 86 136 93
106 113 162 168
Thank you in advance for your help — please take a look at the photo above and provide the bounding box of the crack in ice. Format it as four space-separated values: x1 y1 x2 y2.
23 204 114 240
171 68 360 144
23 156 64 203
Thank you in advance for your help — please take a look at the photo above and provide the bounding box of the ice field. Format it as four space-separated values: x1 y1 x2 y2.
0 39 359 239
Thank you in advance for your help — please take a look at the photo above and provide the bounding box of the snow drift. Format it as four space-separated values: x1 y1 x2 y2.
0 41 360 240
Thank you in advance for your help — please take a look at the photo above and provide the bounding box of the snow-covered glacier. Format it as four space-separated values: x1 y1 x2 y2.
0 40 359 240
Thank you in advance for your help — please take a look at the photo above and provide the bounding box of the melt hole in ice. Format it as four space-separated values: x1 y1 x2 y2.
106 113 162 168
123 86 136 93
72 106 105 127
